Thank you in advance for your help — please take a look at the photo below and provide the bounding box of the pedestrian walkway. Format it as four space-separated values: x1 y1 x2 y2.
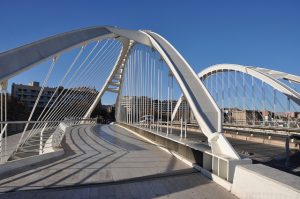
0 124 236 199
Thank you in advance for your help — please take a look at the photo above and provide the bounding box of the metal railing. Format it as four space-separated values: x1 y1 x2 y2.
224 120 300 129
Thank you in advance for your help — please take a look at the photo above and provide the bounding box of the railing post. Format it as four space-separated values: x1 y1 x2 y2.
221 70 224 112
242 72 246 124
273 88 277 125
0 124 7 163
167 71 170 135
180 116 183 138
287 97 291 128
184 101 187 139
39 123 47 155
170 73 174 135
252 76 255 125
0 81 7 162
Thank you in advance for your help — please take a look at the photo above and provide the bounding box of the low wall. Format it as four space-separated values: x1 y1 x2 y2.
232 164 300 199
0 149 64 176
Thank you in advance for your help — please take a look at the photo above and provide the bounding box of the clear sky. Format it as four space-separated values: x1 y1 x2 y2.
1 0 300 104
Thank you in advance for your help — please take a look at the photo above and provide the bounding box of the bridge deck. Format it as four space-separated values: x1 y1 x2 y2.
0 124 236 199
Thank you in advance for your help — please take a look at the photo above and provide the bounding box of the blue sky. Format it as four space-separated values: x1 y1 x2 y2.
1 0 300 104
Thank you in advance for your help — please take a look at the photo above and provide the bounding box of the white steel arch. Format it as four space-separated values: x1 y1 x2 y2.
172 63 300 122
199 64 300 106
0 27 239 159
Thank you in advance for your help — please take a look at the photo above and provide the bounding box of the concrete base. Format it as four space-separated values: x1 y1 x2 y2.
231 164 300 199
193 164 233 191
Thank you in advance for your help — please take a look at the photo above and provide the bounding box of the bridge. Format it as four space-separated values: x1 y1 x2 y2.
0 26 299 198
171 63 300 150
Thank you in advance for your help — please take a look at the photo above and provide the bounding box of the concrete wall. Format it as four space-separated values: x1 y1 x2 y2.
232 164 300 199
0 149 64 176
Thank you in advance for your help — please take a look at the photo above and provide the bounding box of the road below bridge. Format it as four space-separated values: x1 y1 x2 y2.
0 124 236 199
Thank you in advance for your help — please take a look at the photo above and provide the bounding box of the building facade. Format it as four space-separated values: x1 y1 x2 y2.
11 82 58 109
11 82 98 111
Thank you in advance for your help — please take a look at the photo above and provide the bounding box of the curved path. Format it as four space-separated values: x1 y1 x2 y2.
0 124 236 199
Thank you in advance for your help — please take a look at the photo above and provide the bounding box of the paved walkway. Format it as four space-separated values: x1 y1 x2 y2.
0 124 236 199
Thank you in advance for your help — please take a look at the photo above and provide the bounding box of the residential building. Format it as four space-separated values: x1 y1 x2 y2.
11 81 58 109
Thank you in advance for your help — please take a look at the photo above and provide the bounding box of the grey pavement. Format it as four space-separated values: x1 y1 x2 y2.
0 171 237 199
0 124 236 199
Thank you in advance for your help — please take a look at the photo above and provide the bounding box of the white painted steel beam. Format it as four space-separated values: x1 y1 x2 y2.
200 64 300 106
0 26 151 83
